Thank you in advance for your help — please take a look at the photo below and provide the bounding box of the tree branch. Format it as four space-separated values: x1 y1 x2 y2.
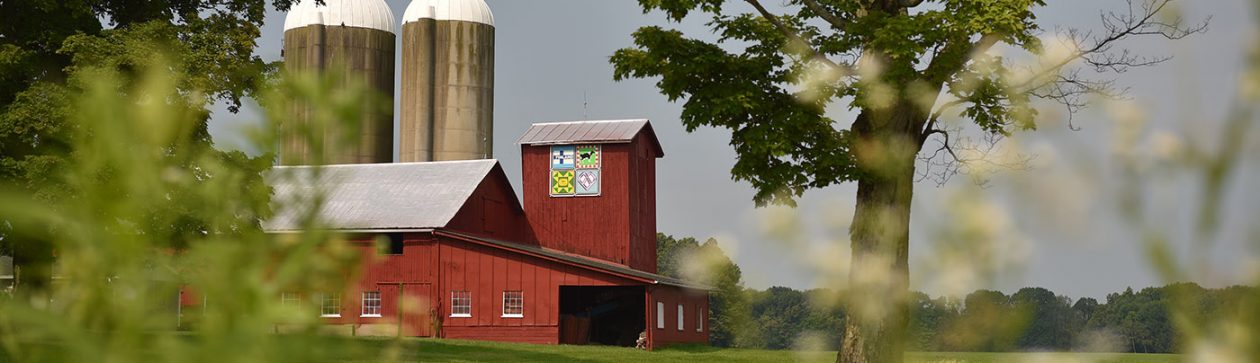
916 128 1034 186
800 0 849 31
1012 0 1207 94
744 0 854 74
919 99 968 145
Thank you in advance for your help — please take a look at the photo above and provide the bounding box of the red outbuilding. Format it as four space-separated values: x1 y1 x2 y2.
262 119 709 349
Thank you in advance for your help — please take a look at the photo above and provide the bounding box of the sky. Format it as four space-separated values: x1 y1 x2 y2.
209 0 1260 301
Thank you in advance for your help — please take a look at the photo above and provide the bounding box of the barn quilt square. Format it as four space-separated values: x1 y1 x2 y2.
550 169 575 196
551 145 575 169
575 169 600 195
575 145 600 169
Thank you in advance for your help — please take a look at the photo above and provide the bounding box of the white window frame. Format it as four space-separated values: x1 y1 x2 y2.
320 293 341 318
450 290 472 318
281 292 299 307
361 291 381 317
656 301 664 329
501 291 524 318
696 305 703 332
677 304 685 331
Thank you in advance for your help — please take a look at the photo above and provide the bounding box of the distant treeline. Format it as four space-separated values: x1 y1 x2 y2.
657 233 1256 353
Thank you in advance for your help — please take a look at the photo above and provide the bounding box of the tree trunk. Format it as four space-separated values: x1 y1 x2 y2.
838 110 918 363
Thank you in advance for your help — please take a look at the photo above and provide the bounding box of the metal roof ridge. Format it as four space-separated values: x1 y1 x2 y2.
271 159 498 169
528 119 647 126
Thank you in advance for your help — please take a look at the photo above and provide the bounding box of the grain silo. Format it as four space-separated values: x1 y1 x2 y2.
399 0 495 162
281 0 396 165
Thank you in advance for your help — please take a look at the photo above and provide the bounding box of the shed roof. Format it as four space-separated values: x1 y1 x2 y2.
517 119 664 157
263 160 505 232
437 230 711 291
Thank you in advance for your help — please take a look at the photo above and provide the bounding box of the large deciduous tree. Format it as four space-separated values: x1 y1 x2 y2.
611 0 1202 361
0 0 297 289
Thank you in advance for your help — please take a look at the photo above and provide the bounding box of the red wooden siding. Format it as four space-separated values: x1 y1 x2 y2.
628 131 658 273
522 143 631 266
521 132 659 272
647 285 710 349
309 233 440 336
436 235 644 344
446 165 535 243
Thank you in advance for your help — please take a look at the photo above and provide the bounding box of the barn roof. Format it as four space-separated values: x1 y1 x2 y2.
437 230 712 291
263 160 507 232
516 119 664 157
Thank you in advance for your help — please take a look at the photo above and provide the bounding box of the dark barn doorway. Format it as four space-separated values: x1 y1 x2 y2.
558 286 645 346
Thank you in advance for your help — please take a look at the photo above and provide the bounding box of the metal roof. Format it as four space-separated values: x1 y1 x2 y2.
402 0 495 26
516 119 664 156
437 230 712 291
284 0 396 33
263 160 500 231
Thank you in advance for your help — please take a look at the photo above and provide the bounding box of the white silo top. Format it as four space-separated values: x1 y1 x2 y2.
284 0 396 33
402 0 495 26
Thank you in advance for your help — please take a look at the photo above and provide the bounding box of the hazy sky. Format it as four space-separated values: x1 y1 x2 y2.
210 0 1260 301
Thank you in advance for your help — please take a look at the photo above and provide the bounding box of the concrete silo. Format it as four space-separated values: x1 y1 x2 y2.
399 0 495 162
281 0 396 165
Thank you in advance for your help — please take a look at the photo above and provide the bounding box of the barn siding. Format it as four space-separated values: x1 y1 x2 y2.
521 143 632 266
628 131 658 273
647 285 710 349
434 235 649 344
445 165 534 243
312 233 440 336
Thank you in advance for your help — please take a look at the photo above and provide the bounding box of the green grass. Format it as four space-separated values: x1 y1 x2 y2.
906 352 1181 363
337 337 1182 363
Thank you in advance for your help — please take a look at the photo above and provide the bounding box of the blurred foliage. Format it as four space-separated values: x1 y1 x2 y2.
0 0 303 287
0 43 393 361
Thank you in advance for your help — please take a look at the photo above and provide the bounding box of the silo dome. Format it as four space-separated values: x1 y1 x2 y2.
402 0 494 26
284 0 396 32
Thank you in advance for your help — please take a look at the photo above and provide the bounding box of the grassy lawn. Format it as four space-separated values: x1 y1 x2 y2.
338 337 1181 363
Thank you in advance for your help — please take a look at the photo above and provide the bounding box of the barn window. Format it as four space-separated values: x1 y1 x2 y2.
281 292 299 307
320 293 341 317
502 291 524 318
696 306 703 332
450 291 472 317
656 301 664 329
384 233 404 255
677 304 685 331
361 291 381 317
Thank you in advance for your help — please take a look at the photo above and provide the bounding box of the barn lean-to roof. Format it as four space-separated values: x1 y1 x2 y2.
437 230 712 291
263 160 518 232
516 119 664 157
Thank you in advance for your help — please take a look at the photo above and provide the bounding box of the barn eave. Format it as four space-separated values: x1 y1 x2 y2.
436 230 712 291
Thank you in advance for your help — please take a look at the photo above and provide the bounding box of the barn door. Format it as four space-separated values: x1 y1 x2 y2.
380 283 434 337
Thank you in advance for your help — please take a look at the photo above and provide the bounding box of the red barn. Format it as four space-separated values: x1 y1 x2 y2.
263 119 709 349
